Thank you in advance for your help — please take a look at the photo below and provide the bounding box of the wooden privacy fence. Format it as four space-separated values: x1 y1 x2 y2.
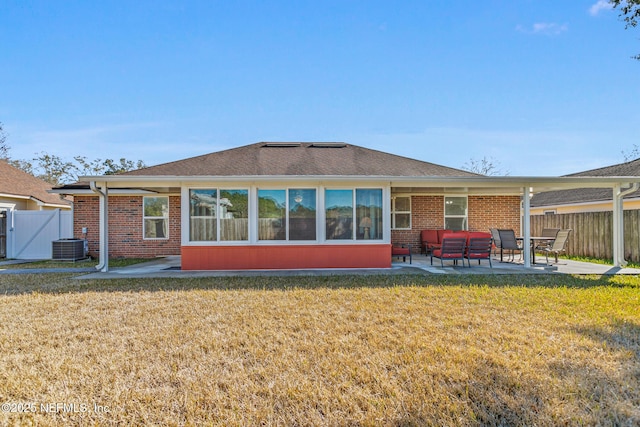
531 211 640 263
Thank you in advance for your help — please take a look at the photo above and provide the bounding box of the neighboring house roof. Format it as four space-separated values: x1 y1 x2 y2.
121 142 480 178
0 160 71 207
531 158 640 207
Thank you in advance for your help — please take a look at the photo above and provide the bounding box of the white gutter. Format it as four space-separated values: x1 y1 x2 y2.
613 183 639 267
77 174 640 187
89 181 109 272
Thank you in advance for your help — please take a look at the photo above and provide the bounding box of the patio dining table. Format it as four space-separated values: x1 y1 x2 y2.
529 236 556 264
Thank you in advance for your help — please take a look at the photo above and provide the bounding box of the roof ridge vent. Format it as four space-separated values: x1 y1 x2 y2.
310 143 347 148
262 142 302 148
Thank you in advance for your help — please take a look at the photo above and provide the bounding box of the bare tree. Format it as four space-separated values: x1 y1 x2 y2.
461 156 510 176
0 122 9 159
622 143 640 161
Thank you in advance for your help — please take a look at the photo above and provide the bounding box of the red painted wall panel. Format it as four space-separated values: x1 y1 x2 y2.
181 244 392 270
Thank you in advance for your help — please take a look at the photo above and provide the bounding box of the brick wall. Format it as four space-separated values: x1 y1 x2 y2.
468 195 521 232
73 195 181 258
391 195 521 252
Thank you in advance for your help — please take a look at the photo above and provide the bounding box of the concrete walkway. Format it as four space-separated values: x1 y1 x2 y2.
73 253 640 279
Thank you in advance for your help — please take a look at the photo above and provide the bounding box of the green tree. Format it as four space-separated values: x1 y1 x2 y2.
28 153 76 186
610 0 640 59
10 153 147 186
102 158 146 175
75 156 147 176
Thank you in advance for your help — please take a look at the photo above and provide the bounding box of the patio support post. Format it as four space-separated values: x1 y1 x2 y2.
90 181 109 272
522 186 531 268
613 182 639 268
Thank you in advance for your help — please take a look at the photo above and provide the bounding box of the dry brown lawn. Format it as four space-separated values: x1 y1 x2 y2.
0 273 639 426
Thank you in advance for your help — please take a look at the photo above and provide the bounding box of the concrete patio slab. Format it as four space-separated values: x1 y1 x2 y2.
74 253 640 279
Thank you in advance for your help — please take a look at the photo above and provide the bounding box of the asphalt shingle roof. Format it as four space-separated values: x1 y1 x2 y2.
122 142 479 178
0 160 70 206
531 158 640 207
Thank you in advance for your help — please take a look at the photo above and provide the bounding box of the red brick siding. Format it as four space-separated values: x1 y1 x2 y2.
73 195 181 258
391 195 521 252
468 195 521 233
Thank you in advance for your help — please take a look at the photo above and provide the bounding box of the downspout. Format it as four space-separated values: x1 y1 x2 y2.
89 181 109 272
613 182 639 268
59 194 72 240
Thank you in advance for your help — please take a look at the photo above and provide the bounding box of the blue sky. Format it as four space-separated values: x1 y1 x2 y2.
1 0 638 176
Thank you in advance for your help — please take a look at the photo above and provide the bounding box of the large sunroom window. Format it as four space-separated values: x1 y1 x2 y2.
189 189 248 241
258 188 317 241
356 189 383 240
325 189 354 239
325 188 382 240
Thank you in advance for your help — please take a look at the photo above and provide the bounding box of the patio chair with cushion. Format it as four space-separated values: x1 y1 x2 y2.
497 229 523 262
431 234 466 267
437 229 452 245
391 244 412 264
420 230 439 255
465 233 493 268
535 228 560 251
541 229 572 264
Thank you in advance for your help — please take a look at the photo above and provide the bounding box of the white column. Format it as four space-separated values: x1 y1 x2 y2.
612 184 624 267
522 187 531 268
89 181 108 271
98 183 109 272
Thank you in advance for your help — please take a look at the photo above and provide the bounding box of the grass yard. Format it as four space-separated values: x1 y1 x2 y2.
0 273 639 426
0 258 149 270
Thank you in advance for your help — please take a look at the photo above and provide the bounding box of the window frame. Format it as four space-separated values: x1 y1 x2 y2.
325 188 355 240
143 196 170 240
257 187 318 242
391 196 411 230
444 195 468 231
189 187 249 242
355 188 384 241
182 185 389 246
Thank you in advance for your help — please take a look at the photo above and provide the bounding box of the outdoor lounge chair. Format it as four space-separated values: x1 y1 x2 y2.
497 229 523 262
541 229 572 264
535 228 560 250
430 234 466 267
420 229 452 254
420 230 439 254
489 228 501 256
465 235 493 268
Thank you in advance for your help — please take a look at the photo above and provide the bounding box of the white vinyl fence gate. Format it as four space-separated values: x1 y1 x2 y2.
4 209 73 259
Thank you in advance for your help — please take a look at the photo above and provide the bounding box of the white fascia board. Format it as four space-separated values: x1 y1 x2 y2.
0 193 70 209
77 174 640 191
49 188 161 195
0 193 31 200
43 203 72 209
